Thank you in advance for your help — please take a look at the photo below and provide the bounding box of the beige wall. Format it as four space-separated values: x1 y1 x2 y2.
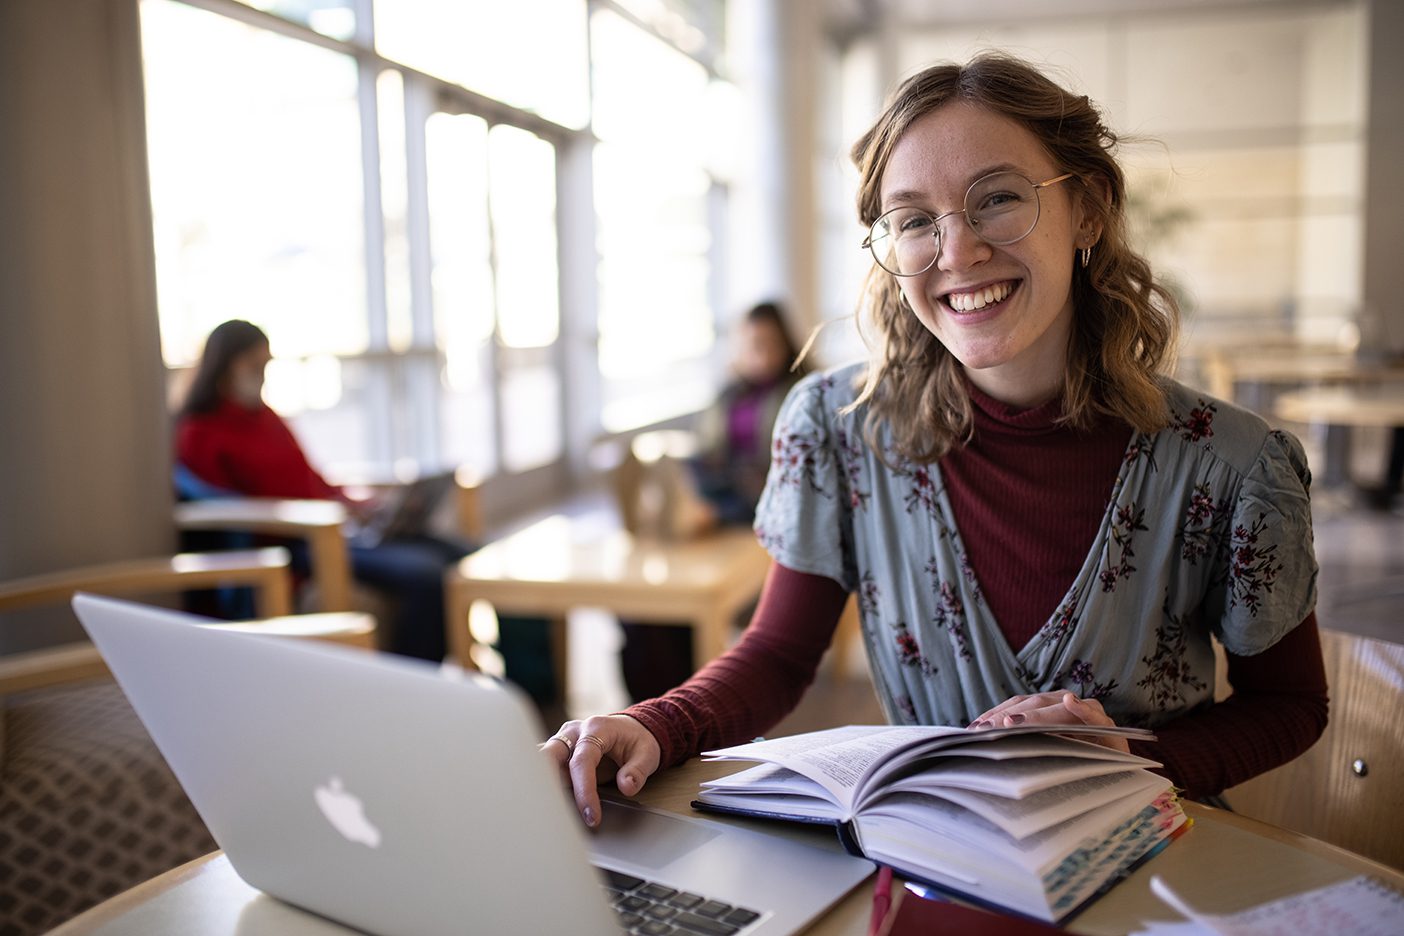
1362 0 1404 352
813 0 1404 364
888 3 1370 348
0 0 174 651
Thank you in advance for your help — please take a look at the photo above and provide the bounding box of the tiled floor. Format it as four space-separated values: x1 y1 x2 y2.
1292 416 1403 644
1312 502 1404 644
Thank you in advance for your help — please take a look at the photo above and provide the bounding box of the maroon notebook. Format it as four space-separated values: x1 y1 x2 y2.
877 888 1071 936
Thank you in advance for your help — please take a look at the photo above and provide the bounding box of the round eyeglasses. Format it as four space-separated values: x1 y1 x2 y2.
861 171 1074 277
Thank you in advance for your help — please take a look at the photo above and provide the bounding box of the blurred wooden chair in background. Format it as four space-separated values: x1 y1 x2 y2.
590 430 866 682
177 469 485 658
596 430 715 542
174 498 357 613
1221 628 1404 871
0 551 375 936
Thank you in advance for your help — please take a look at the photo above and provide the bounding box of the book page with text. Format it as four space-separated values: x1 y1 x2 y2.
703 725 960 808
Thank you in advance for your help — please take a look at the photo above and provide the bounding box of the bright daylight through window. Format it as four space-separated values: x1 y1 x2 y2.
142 0 729 487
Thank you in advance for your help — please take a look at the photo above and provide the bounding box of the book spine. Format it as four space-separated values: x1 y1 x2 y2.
835 820 864 858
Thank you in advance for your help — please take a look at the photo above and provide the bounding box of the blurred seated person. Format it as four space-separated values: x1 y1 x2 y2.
620 302 810 701
174 321 554 699
687 302 814 525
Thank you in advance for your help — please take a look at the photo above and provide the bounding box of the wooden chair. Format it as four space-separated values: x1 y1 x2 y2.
174 498 355 612
0 547 376 696
176 471 485 622
0 548 289 695
593 430 718 542
0 552 376 935
1221 628 1404 870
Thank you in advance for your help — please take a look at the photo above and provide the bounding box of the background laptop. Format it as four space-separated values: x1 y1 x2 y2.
350 471 457 548
72 594 872 936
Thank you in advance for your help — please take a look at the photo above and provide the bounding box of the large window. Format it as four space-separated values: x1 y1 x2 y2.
228 0 357 41
144 0 368 366
426 114 564 475
591 7 723 430
374 0 590 130
143 0 727 489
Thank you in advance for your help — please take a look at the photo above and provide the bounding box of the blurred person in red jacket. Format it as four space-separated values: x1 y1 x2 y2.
174 321 554 701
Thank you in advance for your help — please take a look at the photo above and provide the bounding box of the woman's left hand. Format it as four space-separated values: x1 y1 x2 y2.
967 691 1130 754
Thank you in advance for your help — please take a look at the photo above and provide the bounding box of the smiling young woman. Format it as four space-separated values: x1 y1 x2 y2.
848 61 1176 460
543 53 1327 831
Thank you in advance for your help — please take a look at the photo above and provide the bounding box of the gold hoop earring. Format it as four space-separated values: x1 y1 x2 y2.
1080 247 1092 269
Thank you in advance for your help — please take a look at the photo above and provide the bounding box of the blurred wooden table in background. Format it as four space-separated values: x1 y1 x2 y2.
444 516 771 696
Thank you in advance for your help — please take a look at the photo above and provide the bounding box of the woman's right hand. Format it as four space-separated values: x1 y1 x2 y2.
539 714 661 828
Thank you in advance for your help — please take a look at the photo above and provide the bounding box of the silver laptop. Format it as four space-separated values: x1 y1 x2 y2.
72 594 872 936
350 471 457 547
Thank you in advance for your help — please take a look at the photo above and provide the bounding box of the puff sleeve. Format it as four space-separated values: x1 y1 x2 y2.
752 374 857 592
1211 429 1319 655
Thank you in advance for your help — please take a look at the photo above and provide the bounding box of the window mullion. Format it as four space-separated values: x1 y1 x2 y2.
483 125 507 472
357 57 395 466
402 74 441 468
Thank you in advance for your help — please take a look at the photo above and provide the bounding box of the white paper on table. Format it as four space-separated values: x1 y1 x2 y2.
1144 874 1404 936
1131 923 1216 936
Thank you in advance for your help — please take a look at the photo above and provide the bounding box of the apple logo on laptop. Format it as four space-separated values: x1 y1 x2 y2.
314 776 381 848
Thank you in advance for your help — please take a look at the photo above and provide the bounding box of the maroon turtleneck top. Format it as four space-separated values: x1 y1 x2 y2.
626 386 1328 799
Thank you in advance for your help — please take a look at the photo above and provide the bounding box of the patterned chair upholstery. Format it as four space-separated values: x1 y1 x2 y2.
0 553 375 934
0 681 216 936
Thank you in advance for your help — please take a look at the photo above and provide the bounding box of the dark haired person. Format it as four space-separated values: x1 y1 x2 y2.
689 301 812 526
620 301 810 701
177 321 343 504
175 321 554 699
545 54 1328 828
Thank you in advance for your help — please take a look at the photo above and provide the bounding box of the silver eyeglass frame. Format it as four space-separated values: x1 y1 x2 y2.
861 171 1075 277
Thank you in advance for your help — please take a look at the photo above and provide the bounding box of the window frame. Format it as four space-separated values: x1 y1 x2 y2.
154 0 728 514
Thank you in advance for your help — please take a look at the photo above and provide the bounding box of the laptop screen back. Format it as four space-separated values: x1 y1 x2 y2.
72 593 618 936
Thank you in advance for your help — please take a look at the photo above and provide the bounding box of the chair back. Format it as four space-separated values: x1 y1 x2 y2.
599 430 710 540
1223 629 1404 870
173 498 355 613
0 550 294 695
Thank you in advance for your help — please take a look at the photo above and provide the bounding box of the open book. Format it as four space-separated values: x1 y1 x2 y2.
693 724 1189 926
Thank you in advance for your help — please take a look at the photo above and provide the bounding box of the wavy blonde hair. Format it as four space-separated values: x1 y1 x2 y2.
848 53 1178 463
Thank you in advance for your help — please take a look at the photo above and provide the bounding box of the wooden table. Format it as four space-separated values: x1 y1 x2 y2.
1201 346 1404 398
445 516 772 691
1275 386 1404 428
50 756 1404 935
1199 347 1404 424
1274 386 1404 487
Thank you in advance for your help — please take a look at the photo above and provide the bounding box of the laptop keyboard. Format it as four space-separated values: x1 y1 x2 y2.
599 868 764 935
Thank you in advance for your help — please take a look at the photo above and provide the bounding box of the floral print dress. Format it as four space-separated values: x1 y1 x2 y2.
753 363 1318 730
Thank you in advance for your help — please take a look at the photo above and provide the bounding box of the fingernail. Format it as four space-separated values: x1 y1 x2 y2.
621 773 636 791
1007 713 1026 725
583 807 596 826
972 720 989 729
